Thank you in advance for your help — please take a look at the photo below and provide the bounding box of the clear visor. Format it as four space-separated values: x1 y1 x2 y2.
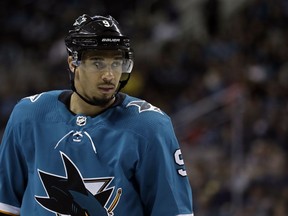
77 49 133 74
122 58 133 73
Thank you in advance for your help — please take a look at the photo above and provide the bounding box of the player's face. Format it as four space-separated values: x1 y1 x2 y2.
70 50 123 105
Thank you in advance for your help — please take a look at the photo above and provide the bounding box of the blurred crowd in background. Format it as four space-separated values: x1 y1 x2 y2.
1 0 288 215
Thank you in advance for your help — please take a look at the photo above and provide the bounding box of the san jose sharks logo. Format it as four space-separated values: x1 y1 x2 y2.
35 152 122 215
73 14 87 26
127 100 163 115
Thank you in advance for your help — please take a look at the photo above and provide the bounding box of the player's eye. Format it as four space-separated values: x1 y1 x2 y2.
93 61 106 70
111 60 123 69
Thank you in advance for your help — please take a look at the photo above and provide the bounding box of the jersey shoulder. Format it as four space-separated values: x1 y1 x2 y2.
122 95 168 119
118 95 173 132
10 90 64 123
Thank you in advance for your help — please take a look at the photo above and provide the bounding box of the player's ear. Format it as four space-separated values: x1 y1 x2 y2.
68 56 77 72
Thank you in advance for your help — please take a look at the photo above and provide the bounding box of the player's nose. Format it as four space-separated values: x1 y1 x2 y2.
101 69 114 82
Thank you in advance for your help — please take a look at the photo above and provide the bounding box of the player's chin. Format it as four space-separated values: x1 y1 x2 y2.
97 91 114 101
90 95 114 106
102 89 117 99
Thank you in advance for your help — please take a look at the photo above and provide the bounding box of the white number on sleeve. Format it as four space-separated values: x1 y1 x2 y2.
174 149 187 177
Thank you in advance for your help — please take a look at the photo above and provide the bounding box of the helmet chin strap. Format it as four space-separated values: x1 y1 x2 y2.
69 68 115 107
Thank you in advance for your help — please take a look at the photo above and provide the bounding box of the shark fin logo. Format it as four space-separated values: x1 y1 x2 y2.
127 100 163 115
25 93 44 102
73 14 87 26
35 152 122 215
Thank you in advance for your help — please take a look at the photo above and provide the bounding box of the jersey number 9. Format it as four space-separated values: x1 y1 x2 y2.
174 149 187 177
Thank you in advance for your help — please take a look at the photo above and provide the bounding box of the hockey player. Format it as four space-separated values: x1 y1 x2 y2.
0 14 194 216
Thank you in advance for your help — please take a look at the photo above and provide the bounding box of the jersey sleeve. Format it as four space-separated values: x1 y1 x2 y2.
135 116 193 216
0 109 28 215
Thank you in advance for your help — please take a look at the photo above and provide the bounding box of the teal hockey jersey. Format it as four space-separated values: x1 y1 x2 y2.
0 90 193 216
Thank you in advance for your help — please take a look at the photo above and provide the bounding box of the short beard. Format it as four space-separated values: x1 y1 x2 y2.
74 88 115 107
88 95 115 107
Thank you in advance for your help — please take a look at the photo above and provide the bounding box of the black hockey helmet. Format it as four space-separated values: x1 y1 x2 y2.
65 14 133 73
